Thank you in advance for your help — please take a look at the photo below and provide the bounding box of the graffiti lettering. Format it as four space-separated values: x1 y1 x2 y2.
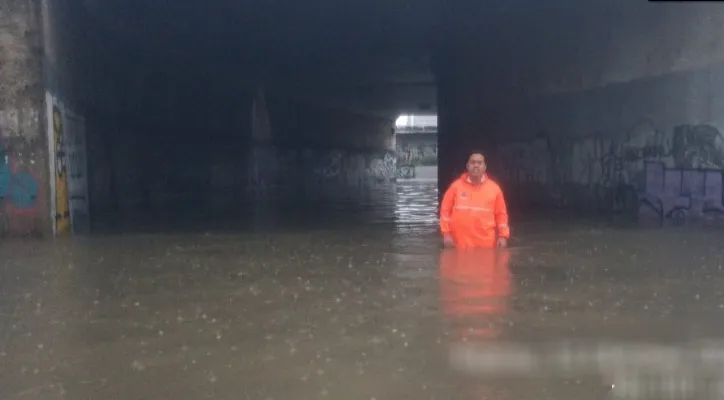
368 152 396 182
48 95 90 235
246 147 398 194
672 124 724 169
397 165 415 179
623 145 670 163
494 122 724 221
52 105 70 233
639 161 724 221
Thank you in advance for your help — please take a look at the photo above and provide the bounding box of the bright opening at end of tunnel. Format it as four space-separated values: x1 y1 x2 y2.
395 114 438 128
395 114 438 182
392 114 439 225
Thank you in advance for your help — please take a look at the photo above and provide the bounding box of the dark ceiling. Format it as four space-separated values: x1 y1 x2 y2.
74 0 596 116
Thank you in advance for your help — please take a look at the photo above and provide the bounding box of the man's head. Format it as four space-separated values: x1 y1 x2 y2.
466 151 487 180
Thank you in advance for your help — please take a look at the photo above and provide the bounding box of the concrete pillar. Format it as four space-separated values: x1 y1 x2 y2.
0 0 48 237
435 58 498 201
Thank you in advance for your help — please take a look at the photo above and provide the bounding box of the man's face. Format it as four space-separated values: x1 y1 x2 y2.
466 154 486 178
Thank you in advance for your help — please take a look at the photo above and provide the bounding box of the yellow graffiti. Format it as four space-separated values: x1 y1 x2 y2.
53 106 70 234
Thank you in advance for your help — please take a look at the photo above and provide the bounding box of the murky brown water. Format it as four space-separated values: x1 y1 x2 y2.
2 181 724 399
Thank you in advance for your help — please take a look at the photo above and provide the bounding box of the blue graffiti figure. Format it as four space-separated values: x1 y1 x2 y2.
9 172 38 209
0 162 10 200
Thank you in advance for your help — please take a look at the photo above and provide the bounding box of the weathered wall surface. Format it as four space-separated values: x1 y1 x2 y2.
396 132 437 179
0 0 47 236
245 89 397 211
440 62 724 221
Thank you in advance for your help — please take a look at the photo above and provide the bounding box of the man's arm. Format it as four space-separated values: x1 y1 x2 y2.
439 183 456 236
494 188 510 239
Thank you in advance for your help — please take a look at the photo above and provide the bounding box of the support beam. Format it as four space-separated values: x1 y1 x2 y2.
0 0 48 236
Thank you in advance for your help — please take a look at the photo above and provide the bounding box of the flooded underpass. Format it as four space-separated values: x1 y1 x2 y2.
3 181 724 399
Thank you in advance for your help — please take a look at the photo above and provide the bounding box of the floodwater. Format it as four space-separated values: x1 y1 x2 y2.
3 180 724 399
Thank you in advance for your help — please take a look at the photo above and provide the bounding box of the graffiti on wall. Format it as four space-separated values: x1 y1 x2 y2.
308 149 396 182
313 150 344 179
397 165 415 179
397 142 437 166
672 124 724 169
0 138 40 236
47 92 89 235
495 121 724 220
639 161 724 220
244 147 397 195
367 152 396 182
396 135 437 179
64 111 90 234
52 105 70 233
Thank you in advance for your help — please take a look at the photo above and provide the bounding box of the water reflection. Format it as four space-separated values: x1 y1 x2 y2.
395 181 439 225
439 249 512 341
8 180 724 398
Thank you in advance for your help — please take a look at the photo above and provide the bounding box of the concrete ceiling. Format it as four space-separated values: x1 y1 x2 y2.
78 0 440 117
75 0 611 117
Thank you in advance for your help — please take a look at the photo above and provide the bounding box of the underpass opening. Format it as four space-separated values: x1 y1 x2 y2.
394 114 439 227
395 114 438 182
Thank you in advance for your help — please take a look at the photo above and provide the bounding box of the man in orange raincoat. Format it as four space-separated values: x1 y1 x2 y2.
440 152 510 249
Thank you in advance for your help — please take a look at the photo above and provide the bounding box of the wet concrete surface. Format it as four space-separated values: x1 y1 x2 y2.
3 181 724 399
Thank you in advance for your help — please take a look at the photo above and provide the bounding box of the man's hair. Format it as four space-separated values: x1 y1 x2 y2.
467 150 486 162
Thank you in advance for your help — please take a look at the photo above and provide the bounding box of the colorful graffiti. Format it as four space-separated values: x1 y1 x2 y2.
0 139 41 236
52 105 70 233
494 122 724 220
639 161 724 220
46 93 89 235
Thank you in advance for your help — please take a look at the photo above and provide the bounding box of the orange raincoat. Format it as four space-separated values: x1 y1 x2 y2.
440 173 510 249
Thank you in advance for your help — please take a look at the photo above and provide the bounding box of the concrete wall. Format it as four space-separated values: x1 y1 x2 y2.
0 0 48 236
437 2 724 104
439 61 724 221
436 1 724 220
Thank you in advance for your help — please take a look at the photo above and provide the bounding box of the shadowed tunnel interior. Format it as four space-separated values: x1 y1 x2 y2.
42 0 441 233
2 0 724 235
